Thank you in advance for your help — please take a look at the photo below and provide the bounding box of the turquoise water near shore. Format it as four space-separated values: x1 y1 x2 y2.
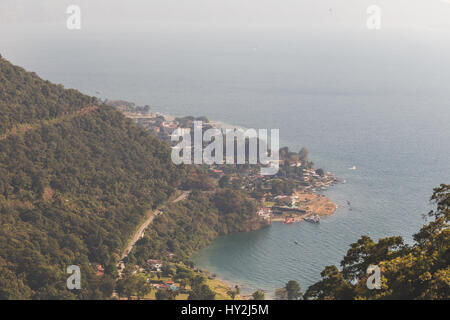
2 23 450 296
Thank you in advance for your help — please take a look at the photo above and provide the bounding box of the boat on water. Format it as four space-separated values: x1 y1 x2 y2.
304 214 320 224
294 241 299 245
348 166 356 170
284 217 295 224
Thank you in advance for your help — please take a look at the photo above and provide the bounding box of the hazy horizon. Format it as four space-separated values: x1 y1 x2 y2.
1 0 450 32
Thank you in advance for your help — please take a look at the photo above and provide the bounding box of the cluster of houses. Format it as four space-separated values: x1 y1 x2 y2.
118 106 338 223
274 195 299 207
207 160 335 197
116 251 177 278
147 259 164 272
209 164 271 190
158 120 179 133
146 259 179 291
302 169 337 191
121 111 184 137
256 193 314 221
303 168 320 178
122 110 219 143
144 118 180 136
302 168 322 183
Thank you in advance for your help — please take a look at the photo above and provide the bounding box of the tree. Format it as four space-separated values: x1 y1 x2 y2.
98 276 116 298
234 285 241 295
304 266 353 300
218 175 231 188
135 277 152 300
252 290 265 300
285 280 302 300
340 235 404 281
298 148 309 161
188 275 215 300
274 287 287 300
226 285 240 300
179 279 189 290
104 263 118 278
227 289 237 300
190 275 206 287
116 276 137 299
0 268 33 299
156 288 176 300
189 283 216 300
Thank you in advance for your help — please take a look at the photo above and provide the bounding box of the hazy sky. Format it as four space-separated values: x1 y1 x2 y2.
1 0 450 31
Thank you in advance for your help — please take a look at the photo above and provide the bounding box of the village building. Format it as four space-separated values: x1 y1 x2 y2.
147 259 163 271
274 195 298 207
257 207 272 219
95 264 105 276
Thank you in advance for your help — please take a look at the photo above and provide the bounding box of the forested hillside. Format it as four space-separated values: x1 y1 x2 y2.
0 56 182 299
0 55 95 136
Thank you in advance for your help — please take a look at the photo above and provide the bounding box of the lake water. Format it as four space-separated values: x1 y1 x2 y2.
2 22 450 296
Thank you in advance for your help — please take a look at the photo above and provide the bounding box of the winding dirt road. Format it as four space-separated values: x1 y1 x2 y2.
0 105 99 141
120 191 190 260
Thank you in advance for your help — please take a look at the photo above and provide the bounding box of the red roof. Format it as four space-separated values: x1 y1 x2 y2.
147 259 163 264
96 264 104 276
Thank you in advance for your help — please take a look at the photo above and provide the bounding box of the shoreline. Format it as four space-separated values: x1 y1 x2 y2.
119 105 340 299
270 190 337 223
193 191 338 299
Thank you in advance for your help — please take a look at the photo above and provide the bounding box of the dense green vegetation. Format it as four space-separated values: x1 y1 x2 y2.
274 280 303 300
252 289 265 300
0 55 95 135
0 56 182 299
305 184 450 300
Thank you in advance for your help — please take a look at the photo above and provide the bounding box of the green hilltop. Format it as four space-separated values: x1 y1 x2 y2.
0 56 182 299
